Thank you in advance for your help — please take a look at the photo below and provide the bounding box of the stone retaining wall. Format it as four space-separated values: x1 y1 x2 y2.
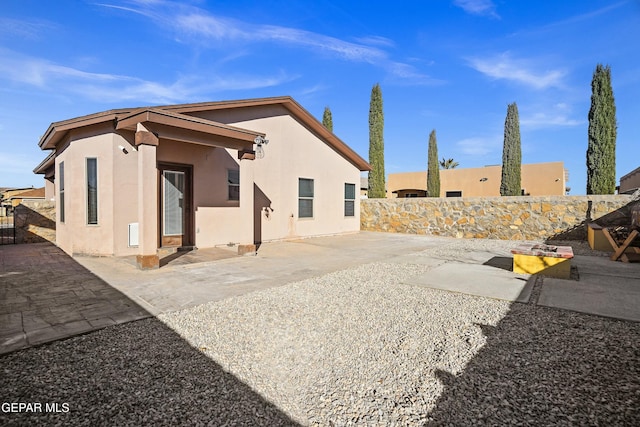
361 195 633 241
14 201 56 244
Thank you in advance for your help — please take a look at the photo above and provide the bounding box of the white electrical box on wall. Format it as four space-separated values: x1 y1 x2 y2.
128 223 139 247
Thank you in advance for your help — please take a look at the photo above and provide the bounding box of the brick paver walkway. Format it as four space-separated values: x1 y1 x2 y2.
0 243 150 354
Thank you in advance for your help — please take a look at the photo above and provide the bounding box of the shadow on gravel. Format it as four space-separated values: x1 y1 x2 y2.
1 243 298 426
0 318 300 426
426 297 640 425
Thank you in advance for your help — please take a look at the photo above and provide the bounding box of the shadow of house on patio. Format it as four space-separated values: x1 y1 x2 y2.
425 289 640 425
0 243 299 425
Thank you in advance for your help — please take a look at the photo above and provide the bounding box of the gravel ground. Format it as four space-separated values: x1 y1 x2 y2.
2 239 639 426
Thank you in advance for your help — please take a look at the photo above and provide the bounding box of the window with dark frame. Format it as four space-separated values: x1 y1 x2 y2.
344 183 355 216
59 161 65 223
87 158 98 225
228 169 240 201
298 178 314 218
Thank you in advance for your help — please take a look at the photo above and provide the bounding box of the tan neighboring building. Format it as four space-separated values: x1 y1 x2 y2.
388 162 568 198
619 166 640 194
34 97 370 269
0 187 45 216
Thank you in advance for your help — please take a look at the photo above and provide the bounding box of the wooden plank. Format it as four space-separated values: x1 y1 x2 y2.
610 229 639 262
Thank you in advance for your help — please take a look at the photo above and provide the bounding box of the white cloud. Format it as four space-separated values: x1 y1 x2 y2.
0 48 295 104
453 0 500 19
467 52 566 89
520 112 583 129
456 136 501 156
103 0 438 83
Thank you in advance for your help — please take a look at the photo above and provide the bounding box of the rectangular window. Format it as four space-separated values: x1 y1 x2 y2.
445 191 462 197
344 183 355 216
87 158 98 225
298 178 314 218
59 161 65 223
228 169 240 201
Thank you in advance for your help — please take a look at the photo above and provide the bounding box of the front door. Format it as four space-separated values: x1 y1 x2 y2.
159 164 192 247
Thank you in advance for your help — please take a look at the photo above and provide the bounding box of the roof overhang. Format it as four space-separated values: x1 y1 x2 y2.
165 97 372 171
36 96 371 172
34 151 56 175
115 108 263 150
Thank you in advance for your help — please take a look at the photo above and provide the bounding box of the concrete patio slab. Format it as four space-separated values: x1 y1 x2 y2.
3 232 640 356
538 255 640 322
404 262 534 303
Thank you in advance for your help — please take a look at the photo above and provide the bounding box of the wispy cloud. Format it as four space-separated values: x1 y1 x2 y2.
511 1 627 36
453 0 500 19
102 0 438 84
0 48 294 104
467 52 566 89
456 135 502 156
521 103 584 129
0 17 55 39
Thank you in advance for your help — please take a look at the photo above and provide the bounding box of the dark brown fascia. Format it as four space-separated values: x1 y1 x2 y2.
38 108 133 150
115 108 264 144
162 96 372 171
33 151 55 174
36 96 372 171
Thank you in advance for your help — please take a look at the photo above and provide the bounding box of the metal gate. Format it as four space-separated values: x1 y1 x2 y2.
0 214 15 245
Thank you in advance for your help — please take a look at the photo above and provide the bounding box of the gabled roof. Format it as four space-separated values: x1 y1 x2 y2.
37 96 371 171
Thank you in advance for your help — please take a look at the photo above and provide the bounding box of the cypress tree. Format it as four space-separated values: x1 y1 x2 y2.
322 106 333 132
368 83 386 198
500 102 522 196
587 64 617 194
427 130 440 197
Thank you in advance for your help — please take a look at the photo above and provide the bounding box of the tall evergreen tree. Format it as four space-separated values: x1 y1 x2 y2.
500 102 522 196
587 64 617 194
368 83 386 198
427 130 440 197
322 106 333 132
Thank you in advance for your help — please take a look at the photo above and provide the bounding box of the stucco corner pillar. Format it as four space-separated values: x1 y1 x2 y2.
238 155 256 256
135 125 159 269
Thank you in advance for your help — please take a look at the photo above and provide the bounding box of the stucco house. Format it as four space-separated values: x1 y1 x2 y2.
388 162 569 198
34 97 371 269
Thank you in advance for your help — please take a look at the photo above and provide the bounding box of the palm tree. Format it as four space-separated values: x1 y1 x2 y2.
440 158 459 169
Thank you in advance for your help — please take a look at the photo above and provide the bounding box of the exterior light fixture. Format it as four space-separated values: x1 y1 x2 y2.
479 177 488 182
254 135 269 159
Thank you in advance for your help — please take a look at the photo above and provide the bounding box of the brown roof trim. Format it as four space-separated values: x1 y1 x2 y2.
38 109 135 150
37 96 371 171
115 108 264 143
165 97 372 171
34 151 56 174
621 166 640 181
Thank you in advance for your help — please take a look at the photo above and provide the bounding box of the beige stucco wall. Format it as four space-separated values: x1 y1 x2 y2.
620 167 640 194
388 162 567 198
51 104 362 256
188 104 362 244
54 124 139 256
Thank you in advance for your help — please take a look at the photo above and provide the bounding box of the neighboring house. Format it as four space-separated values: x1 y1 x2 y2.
619 166 640 194
34 96 371 269
0 187 45 216
388 162 569 198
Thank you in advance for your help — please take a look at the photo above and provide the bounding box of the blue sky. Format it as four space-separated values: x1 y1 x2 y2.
1 0 639 194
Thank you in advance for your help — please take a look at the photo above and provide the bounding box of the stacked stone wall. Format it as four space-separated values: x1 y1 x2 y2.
361 195 633 241
14 201 56 244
